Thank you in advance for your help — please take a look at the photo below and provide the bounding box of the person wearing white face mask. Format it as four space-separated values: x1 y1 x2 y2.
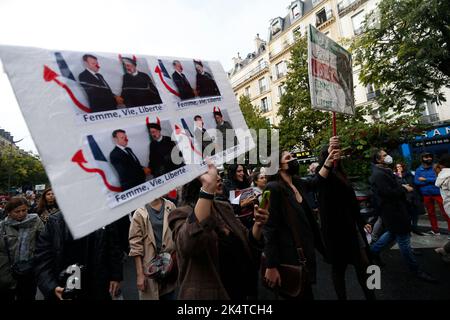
369 149 437 283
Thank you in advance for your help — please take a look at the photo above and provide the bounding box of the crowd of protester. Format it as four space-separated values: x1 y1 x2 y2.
1 137 449 301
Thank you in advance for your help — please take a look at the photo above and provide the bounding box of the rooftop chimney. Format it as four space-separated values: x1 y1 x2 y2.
255 34 266 53
232 52 243 66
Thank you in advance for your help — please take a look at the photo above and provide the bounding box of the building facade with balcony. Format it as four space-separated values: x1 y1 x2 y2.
229 0 382 126
0 128 16 148
229 0 450 129
0 128 30 157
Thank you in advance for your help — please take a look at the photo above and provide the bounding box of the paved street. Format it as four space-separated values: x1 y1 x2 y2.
313 215 450 300
38 215 449 301
257 215 450 300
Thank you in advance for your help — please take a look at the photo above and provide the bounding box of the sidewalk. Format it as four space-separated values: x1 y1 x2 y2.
398 214 448 249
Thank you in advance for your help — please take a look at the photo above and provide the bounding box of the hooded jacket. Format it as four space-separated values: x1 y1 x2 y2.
414 165 441 196
435 168 450 219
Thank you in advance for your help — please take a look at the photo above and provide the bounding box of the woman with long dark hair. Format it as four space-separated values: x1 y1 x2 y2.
223 164 255 229
251 169 267 203
37 188 59 224
263 137 340 300
316 145 376 300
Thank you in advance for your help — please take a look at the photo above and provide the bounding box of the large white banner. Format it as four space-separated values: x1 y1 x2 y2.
0 46 255 238
308 25 355 115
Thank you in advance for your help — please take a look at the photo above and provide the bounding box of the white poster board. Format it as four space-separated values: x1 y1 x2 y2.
0 46 255 238
35 184 46 191
308 25 355 115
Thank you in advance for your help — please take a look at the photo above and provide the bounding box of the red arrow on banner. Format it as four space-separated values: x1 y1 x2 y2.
71 150 123 193
43 65 92 113
154 65 180 97
174 124 203 157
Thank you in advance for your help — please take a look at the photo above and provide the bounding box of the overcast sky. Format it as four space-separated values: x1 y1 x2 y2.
0 0 286 154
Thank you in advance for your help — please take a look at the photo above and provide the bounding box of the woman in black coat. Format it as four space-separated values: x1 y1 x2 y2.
369 149 436 283
263 138 340 300
394 163 425 235
34 211 123 300
316 146 375 300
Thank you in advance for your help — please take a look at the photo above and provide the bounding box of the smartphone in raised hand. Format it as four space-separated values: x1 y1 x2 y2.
259 190 271 210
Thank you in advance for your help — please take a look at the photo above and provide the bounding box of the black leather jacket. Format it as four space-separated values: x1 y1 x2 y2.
34 212 123 300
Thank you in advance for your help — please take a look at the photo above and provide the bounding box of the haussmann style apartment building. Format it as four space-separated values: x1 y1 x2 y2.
228 0 450 129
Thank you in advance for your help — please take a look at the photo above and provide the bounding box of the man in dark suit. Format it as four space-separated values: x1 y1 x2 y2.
120 57 162 107
193 115 214 157
213 107 238 151
109 129 150 190
147 122 184 177
78 54 123 113
172 60 195 100
194 60 221 97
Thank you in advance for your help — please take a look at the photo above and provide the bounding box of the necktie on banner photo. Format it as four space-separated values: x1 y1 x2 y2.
95 73 108 88
182 73 191 87
125 147 140 164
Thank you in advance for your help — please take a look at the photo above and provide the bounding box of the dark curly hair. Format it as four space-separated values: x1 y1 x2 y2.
4 197 29 214
181 178 202 207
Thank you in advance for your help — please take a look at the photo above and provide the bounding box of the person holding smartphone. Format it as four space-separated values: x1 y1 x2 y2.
315 144 376 300
263 136 340 300
168 163 269 300
252 169 267 204
223 164 255 229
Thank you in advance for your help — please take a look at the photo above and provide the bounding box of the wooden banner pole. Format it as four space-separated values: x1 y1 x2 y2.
332 112 337 137
332 112 338 167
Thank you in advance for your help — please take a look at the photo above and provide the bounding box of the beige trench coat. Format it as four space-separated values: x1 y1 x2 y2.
129 199 176 300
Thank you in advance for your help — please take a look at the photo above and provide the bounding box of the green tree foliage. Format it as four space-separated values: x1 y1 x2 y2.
277 36 330 151
240 95 271 131
312 114 424 178
0 146 48 194
352 0 450 113
239 95 272 168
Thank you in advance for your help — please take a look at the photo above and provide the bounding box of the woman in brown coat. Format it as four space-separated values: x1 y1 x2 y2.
129 197 177 300
168 163 269 300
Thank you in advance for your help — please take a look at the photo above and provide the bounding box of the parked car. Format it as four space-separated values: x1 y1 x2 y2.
351 180 376 220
